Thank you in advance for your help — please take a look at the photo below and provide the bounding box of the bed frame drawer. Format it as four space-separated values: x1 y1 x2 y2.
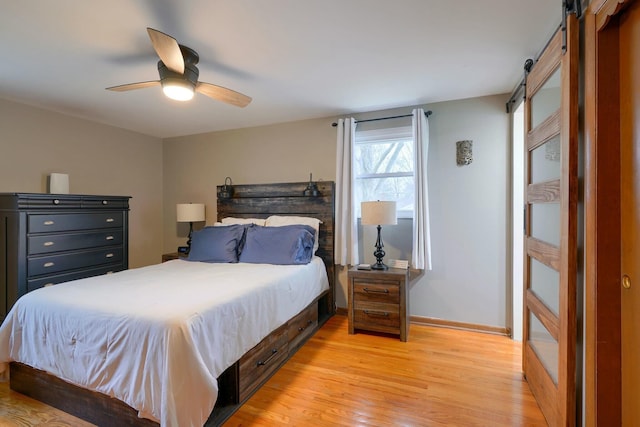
288 303 318 351
238 323 288 402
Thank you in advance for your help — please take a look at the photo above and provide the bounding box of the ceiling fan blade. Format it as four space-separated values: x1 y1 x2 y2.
106 81 161 92
196 82 252 107
147 27 184 74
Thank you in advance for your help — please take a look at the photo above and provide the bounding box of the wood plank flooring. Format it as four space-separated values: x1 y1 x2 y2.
0 315 546 426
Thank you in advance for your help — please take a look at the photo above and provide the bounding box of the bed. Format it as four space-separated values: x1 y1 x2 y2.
0 181 336 426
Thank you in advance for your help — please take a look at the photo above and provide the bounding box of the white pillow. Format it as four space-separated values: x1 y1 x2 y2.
265 215 321 253
221 217 266 226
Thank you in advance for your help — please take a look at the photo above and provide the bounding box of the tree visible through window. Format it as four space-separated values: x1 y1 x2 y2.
354 126 414 218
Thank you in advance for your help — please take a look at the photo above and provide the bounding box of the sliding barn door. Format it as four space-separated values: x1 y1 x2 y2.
522 13 579 427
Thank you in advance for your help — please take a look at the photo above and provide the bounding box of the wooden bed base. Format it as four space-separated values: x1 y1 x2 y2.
9 181 336 426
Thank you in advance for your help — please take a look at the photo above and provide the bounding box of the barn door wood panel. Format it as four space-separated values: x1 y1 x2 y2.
522 11 579 426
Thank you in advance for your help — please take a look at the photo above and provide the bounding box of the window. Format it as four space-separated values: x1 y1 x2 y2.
354 125 414 218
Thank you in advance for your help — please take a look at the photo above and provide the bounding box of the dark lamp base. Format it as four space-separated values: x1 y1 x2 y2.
371 262 388 270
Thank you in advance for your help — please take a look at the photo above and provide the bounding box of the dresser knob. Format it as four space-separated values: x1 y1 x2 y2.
102 200 108 205
43 241 54 247
43 262 55 268
105 253 114 258
106 218 114 223
44 220 55 226
105 235 114 240
53 199 60 205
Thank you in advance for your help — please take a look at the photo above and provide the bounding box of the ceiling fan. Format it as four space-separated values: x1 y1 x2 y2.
106 28 252 107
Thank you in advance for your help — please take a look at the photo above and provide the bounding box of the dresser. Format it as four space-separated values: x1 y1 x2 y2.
0 193 130 322
348 267 410 341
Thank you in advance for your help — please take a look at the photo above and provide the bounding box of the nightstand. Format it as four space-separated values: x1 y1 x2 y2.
348 267 410 341
162 252 188 262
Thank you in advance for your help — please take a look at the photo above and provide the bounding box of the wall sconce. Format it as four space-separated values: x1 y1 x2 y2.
303 173 320 197
456 140 473 166
176 203 205 253
361 201 397 270
217 177 234 199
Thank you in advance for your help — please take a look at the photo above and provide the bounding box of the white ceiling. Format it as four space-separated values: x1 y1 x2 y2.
0 1 560 139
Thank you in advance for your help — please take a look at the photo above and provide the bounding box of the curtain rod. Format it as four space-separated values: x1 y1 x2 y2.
331 110 432 127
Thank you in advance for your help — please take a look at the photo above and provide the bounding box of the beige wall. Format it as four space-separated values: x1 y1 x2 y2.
0 98 163 268
162 117 337 249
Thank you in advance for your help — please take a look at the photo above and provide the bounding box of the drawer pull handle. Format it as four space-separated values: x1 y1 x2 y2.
43 241 55 247
363 287 389 294
298 319 314 332
102 200 108 205
105 235 114 241
364 310 389 317
105 253 114 258
257 348 278 367
43 262 55 268
43 220 55 226
106 218 115 223
44 283 54 287
53 199 60 205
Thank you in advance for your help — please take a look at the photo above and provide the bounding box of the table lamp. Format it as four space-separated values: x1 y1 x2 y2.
361 201 397 270
176 203 205 253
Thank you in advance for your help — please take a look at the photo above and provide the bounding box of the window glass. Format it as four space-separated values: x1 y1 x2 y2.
354 126 414 217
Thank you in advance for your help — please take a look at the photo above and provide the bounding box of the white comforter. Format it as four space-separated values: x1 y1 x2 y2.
0 257 329 427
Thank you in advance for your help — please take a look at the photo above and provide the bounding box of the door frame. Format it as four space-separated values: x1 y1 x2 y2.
584 0 635 425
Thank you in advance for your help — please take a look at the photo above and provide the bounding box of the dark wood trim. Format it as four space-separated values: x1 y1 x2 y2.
584 1 631 424
526 236 560 271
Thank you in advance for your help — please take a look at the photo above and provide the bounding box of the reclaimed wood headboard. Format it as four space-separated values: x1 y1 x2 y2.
216 181 336 321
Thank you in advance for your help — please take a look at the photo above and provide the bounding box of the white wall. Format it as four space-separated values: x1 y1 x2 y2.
410 95 510 328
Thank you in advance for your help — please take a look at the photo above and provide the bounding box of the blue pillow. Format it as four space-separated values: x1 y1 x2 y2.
239 225 315 265
187 225 245 263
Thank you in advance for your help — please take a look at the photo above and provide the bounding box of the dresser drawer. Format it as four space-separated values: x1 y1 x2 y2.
81 198 129 209
288 303 318 351
353 280 400 304
28 247 123 276
28 230 123 255
28 213 123 233
238 324 288 402
27 264 124 292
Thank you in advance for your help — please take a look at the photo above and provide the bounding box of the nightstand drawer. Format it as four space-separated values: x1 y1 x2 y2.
353 280 400 304
353 307 401 330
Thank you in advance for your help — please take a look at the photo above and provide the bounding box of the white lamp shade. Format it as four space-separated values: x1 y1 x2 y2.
176 203 205 222
361 201 397 226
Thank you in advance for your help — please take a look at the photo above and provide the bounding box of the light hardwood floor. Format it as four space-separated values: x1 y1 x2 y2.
0 315 546 426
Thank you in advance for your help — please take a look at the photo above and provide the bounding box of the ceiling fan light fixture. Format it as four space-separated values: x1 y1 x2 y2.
162 79 195 101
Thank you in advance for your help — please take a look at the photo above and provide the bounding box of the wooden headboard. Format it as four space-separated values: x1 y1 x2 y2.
216 181 336 322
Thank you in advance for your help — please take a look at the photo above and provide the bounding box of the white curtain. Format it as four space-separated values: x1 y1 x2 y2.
335 118 359 266
412 109 432 270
